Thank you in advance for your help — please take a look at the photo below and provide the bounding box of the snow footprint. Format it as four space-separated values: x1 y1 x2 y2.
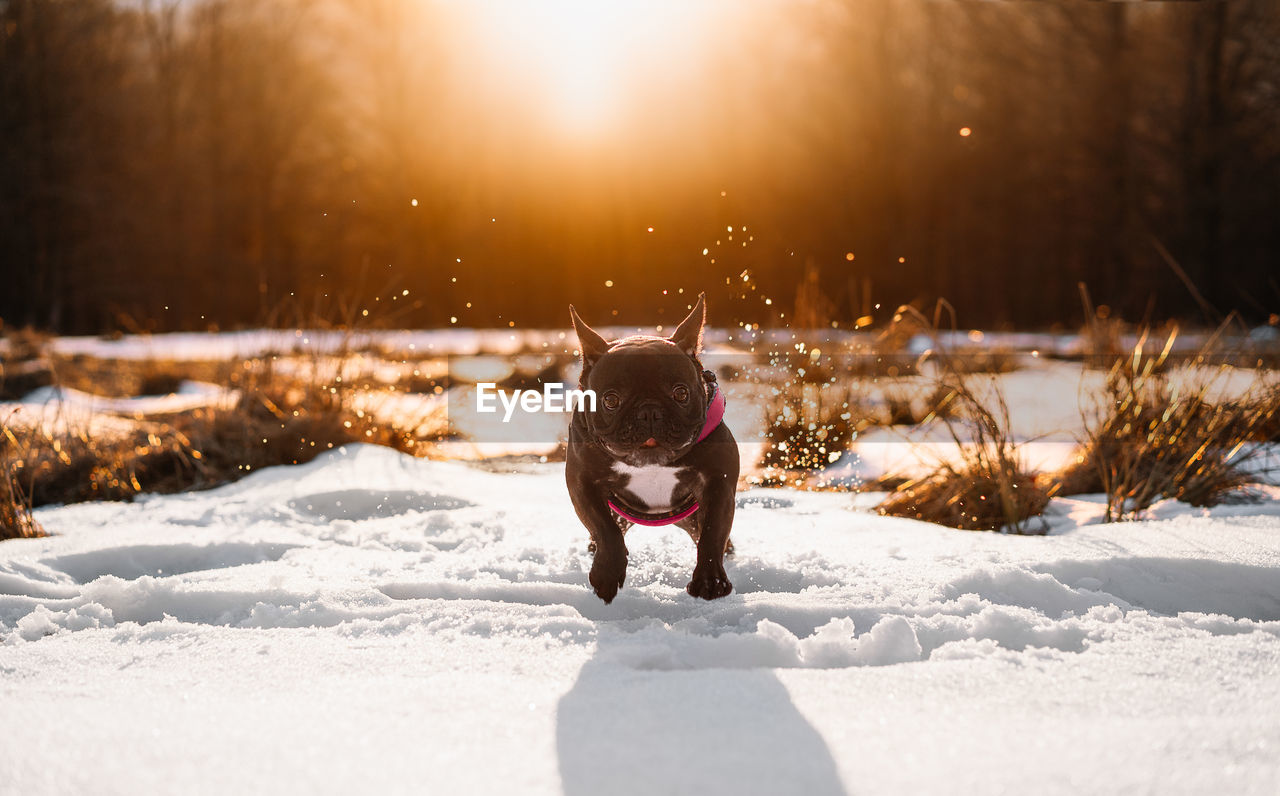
43 541 301 584
289 489 471 522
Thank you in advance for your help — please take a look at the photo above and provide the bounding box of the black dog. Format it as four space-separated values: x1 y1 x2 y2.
566 294 739 603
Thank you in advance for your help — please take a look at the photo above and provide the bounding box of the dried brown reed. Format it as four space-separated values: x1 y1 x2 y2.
877 306 1049 532
1 417 44 539
1054 325 1279 521
2 351 447 512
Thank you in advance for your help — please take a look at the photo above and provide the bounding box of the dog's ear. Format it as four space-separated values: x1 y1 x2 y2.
668 293 706 357
570 305 610 365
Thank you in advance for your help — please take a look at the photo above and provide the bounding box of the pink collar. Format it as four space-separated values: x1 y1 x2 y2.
607 385 726 527
697 384 726 443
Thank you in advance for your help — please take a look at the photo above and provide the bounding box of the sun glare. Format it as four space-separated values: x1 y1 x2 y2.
470 0 712 135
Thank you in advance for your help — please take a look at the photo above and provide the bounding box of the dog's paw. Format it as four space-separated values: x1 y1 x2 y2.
589 551 627 604
686 562 733 600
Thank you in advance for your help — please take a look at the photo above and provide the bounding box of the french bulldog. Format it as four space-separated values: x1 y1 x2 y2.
566 293 739 603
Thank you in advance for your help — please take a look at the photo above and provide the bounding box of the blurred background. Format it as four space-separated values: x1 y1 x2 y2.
2 0 1279 335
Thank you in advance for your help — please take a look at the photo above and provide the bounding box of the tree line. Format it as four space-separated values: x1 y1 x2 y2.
2 0 1277 334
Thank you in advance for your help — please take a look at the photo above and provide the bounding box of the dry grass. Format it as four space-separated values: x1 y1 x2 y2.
757 341 863 474
1252 383 1280 443
761 380 858 472
873 382 957 427
945 347 1021 375
877 377 1049 532
0 359 53 401
877 307 1049 533
2 328 239 401
878 387 919 426
759 304 1033 499
880 469 1048 532
0 478 44 540
0 326 54 400
1 419 44 540
2 353 448 511
0 326 51 361
1052 326 1280 520
1 329 52 536
45 354 234 398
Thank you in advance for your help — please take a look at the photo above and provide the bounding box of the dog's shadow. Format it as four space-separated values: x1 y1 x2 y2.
555 625 848 796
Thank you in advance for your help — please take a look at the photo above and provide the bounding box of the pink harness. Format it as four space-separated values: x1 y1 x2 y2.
606 385 726 527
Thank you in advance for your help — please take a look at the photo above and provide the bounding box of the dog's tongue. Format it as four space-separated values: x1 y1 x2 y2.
641 438 658 448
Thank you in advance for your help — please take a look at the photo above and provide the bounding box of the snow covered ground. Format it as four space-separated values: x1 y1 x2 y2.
26 325 1277 362
3 444 1280 794
7 326 1274 480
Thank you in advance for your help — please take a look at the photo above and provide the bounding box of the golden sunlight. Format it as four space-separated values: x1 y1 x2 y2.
468 0 715 135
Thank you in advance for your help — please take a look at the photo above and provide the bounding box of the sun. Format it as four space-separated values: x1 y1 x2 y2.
468 0 713 136
498 0 632 129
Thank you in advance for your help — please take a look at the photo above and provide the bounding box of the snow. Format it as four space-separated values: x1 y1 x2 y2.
3 444 1279 794
16 327 1275 484
46 327 666 361
44 326 1271 362
1 381 238 441
18 380 237 417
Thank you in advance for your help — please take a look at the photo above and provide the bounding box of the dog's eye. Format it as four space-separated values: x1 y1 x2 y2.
672 384 690 403
602 392 620 410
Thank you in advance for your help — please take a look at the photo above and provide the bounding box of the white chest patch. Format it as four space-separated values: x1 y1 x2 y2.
612 462 686 511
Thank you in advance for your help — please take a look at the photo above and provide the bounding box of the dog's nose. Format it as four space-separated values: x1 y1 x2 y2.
641 438 658 448
636 405 663 429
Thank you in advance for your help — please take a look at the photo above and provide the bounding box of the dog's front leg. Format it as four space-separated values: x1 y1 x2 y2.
568 477 628 603
686 476 735 600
